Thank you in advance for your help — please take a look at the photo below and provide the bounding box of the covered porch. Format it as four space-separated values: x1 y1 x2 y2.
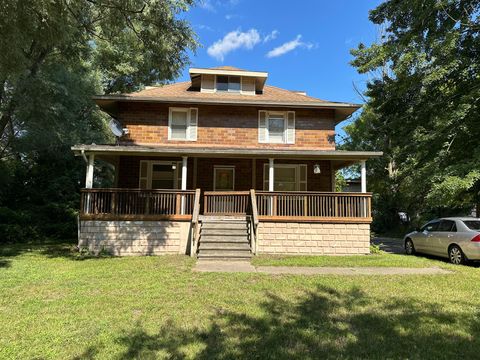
73 145 381 256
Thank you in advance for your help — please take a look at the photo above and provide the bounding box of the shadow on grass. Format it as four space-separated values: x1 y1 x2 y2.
0 242 114 265
82 285 480 359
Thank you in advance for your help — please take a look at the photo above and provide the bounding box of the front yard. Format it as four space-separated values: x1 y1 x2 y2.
1 243 480 359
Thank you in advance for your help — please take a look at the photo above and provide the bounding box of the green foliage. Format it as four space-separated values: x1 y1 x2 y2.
344 0 480 233
0 0 198 242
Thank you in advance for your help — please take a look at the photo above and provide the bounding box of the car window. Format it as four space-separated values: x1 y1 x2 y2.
438 220 457 232
463 220 480 230
421 221 440 232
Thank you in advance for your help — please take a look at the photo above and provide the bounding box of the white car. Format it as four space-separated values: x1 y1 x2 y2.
404 217 480 264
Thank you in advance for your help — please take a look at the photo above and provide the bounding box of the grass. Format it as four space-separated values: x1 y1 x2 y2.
1 243 480 359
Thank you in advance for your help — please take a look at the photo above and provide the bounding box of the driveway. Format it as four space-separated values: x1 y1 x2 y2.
372 237 404 254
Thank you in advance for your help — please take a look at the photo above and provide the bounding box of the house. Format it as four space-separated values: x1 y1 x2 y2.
72 66 382 258
342 178 362 193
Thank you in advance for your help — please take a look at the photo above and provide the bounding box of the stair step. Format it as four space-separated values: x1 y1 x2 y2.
197 252 252 260
200 236 249 244
201 223 247 230
199 243 251 251
200 216 247 222
201 230 248 236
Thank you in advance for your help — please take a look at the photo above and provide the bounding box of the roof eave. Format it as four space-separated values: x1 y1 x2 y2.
93 95 361 110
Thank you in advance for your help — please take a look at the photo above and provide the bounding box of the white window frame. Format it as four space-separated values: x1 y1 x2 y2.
139 160 181 189
213 166 235 191
266 111 287 144
168 107 197 141
215 75 241 93
258 110 295 144
262 164 307 191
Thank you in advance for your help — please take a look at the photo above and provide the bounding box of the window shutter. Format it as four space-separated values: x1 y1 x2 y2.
286 111 295 144
139 161 149 189
188 108 198 141
258 111 267 143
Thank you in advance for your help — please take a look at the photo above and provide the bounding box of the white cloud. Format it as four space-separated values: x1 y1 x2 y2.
266 35 314 58
207 29 261 61
264 30 279 43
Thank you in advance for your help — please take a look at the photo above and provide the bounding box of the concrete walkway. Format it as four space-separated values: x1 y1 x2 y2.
193 260 452 276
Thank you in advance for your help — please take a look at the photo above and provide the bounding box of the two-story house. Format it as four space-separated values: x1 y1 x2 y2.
72 66 382 258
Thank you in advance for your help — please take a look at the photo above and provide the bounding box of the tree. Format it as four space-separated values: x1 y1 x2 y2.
344 0 480 231
0 0 198 242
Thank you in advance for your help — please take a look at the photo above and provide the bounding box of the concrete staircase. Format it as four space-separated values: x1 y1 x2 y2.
197 217 252 260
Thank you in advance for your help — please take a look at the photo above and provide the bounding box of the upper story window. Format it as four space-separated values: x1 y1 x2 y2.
168 107 198 141
216 75 241 92
258 110 295 144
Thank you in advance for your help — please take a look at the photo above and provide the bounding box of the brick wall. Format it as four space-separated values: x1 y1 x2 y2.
78 220 191 256
117 102 336 150
117 156 333 191
256 222 370 255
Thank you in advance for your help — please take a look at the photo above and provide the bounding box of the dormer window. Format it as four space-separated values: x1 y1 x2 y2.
216 75 241 92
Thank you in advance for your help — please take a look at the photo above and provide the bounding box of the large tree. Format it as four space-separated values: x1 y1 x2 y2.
0 0 197 242
344 0 480 231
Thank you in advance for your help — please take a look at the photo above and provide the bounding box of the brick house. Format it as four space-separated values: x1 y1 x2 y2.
72 66 382 258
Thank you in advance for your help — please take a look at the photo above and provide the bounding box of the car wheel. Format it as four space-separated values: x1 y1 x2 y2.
405 239 415 255
449 245 466 265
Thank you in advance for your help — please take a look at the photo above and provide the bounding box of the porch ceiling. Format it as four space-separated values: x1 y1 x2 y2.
72 144 382 166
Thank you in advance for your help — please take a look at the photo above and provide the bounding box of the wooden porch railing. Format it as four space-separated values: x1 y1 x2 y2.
80 188 196 220
255 191 372 222
203 191 250 215
190 189 202 257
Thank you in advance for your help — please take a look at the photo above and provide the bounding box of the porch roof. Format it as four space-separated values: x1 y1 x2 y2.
72 144 382 169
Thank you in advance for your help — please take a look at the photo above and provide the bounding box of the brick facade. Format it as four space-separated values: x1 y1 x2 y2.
117 156 333 192
257 222 370 255
117 102 336 150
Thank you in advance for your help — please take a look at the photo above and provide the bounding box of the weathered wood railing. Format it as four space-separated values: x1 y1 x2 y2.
203 191 250 215
256 191 372 222
249 189 259 254
80 188 196 220
190 189 202 257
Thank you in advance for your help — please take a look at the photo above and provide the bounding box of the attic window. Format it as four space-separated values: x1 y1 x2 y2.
216 75 240 92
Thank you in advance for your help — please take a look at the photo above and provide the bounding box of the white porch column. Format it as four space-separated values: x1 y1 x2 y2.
360 160 367 193
181 156 188 214
181 156 188 190
268 158 274 191
85 153 95 189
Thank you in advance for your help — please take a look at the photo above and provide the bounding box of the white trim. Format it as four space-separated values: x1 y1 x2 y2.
138 160 180 189
190 68 268 78
181 156 188 190
268 159 274 192
260 111 294 144
263 163 307 191
85 154 95 188
213 166 235 191
361 160 367 193
168 107 197 141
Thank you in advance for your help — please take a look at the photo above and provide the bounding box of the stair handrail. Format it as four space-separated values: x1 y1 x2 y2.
190 188 201 257
249 189 259 255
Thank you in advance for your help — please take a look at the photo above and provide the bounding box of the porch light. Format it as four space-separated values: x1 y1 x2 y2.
313 164 321 174
171 163 177 170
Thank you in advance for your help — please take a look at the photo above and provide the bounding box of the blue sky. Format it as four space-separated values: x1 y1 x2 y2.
178 0 382 140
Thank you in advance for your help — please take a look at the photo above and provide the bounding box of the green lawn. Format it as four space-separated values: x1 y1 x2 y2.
1 243 480 359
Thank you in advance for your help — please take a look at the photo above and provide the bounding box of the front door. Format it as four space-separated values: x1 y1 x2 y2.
214 166 235 191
